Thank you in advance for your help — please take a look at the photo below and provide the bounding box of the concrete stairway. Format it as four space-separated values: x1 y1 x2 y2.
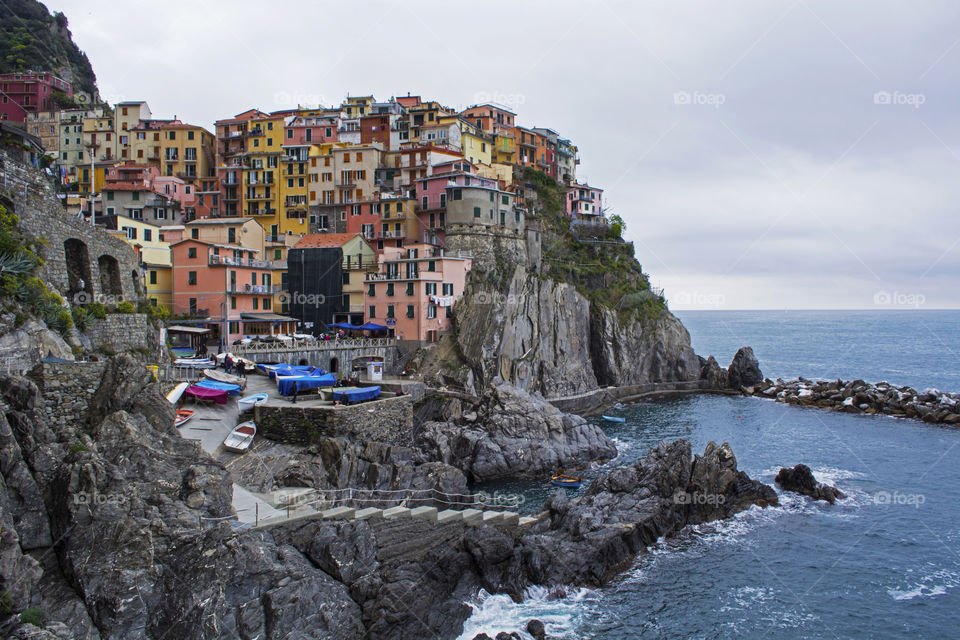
251 503 543 531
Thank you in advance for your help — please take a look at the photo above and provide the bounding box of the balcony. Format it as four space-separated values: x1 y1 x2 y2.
209 255 278 269
226 283 282 294
248 128 264 137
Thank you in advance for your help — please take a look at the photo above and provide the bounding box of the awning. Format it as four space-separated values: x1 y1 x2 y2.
167 325 212 334
358 322 389 331
239 313 298 322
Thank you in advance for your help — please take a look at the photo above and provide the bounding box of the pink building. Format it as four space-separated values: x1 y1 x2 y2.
363 243 472 343
0 71 72 123
171 239 292 343
566 182 604 222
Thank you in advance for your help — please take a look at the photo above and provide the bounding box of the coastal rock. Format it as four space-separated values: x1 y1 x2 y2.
727 346 763 389
527 619 547 639
775 464 846 504
698 355 729 389
0 318 73 368
416 383 616 481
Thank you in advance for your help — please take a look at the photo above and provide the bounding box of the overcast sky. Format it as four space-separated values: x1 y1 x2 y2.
48 0 960 309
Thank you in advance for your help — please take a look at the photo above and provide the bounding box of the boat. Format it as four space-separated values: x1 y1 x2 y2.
602 415 626 423
174 408 195 427
550 474 582 489
165 382 190 404
173 357 216 369
238 392 269 412
223 421 256 452
185 384 229 405
203 368 247 389
195 379 244 396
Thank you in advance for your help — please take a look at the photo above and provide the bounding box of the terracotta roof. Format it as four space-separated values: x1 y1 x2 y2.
293 233 360 249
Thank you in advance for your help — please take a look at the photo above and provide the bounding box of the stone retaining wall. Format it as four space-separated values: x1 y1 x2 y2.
548 380 735 415
255 395 414 446
84 313 158 354
27 361 107 430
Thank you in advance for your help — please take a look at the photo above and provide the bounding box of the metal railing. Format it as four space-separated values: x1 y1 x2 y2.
209 255 279 269
232 337 396 355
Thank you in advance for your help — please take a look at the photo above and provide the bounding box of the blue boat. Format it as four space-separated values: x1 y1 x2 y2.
602 415 626 423
194 379 243 396
551 474 582 489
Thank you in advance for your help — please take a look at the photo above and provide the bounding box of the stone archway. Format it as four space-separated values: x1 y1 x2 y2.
329 357 338 374
97 254 123 298
131 269 143 298
64 239 93 301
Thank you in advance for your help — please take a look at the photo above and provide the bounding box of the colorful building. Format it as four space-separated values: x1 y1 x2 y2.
363 243 472 343
0 71 72 123
565 182 604 222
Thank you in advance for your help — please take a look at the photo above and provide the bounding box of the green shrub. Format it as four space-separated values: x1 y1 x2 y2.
0 589 12 615
50 308 73 335
71 305 91 331
116 301 136 314
87 301 107 319
20 607 46 628
68 443 88 455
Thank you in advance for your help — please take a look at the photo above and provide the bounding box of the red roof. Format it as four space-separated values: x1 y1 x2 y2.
293 233 360 249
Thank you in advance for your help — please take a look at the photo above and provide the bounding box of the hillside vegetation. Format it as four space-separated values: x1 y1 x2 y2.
525 167 666 322
0 0 98 97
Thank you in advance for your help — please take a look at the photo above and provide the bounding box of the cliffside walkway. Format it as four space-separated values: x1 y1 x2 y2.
221 487 543 531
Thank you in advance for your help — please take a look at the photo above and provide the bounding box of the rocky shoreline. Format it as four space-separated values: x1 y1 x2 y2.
745 377 960 426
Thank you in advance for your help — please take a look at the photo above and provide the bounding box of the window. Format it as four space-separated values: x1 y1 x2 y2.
148 271 157 285
187 271 197 285
406 304 415 318
228 228 236 243
422 196 428 210
425 283 437 295
191 228 199 239
263 298 271 310
502 194 509 205
106 191 114 201
446 306 453 318
368 284 376 296
442 283 453 296
342 272 350 285
387 304 395 318
188 247 197 259
274 249 282 260
188 130 195 140
452 189 462 200
144 229 152 241
427 304 437 319
428 260 436 272
229 321 239 334
369 305 375 318
386 283 394 296
473 206 481 218
252 298 259 310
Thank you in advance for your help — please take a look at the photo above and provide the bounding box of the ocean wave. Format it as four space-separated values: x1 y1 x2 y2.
887 568 960 601
457 586 594 640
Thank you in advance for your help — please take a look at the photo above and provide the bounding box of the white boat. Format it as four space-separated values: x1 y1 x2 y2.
237 392 268 412
166 382 190 404
203 368 247 388
223 421 256 452
174 357 216 369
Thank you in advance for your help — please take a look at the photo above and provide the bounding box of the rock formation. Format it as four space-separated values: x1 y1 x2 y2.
747 377 960 425
775 464 846 504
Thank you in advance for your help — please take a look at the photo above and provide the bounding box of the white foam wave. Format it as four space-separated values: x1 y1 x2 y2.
457 586 594 640
888 568 960 601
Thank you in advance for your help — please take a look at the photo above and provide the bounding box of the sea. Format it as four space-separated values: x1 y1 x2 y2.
460 310 960 639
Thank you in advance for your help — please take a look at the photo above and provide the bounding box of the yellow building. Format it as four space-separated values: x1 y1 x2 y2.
492 132 517 165
158 124 215 187
342 95 374 118
308 143 382 207
243 114 285 232
460 129 492 167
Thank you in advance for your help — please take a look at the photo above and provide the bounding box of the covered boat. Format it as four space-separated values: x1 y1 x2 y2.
238 392 269 412
330 385 381 404
185 385 228 405
276 372 337 396
166 382 190 404
195 379 243 396
173 357 216 369
263 364 314 379
174 408 194 427
223 421 256 452
203 369 247 389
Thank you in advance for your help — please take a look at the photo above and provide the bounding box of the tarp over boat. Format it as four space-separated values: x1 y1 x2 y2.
203 369 246 387
331 386 381 403
276 373 337 396
185 385 228 405
195 380 243 396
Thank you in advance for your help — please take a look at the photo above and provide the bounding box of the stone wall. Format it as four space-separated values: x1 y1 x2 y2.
84 313 158 354
27 361 107 430
254 395 414 447
548 380 736 415
0 155 143 304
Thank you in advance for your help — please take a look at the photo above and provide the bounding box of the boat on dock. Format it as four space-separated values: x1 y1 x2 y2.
174 408 195 427
237 392 268 412
223 421 256 452
166 382 190 404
